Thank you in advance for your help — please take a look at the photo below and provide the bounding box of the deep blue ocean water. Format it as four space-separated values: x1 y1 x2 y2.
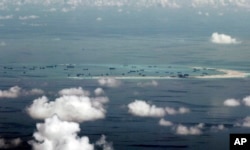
2 76 250 149
1 5 250 150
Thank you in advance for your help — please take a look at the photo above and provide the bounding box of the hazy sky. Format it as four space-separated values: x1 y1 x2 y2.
0 0 250 13
0 0 250 64
1 0 249 35
0 0 249 8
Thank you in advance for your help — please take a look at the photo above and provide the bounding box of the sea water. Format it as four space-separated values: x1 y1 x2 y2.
2 77 250 149
1 6 250 150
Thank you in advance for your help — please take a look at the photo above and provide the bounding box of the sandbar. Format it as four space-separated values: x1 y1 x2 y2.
69 68 249 80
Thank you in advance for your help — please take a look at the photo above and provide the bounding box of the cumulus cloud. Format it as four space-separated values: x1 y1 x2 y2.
160 120 225 134
0 86 44 99
235 116 250 127
96 17 102 21
211 124 225 131
92 96 109 108
0 41 6 46
29 115 94 150
0 86 21 98
137 80 158 87
19 15 39 20
223 96 250 107
159 118 173 127
165 107 190 115
157 0 181 8
242 96 250 106
223 98 241 107
128 100 165 117
165 107 179 115
192 0 224 7
94 88 105 96
175 123 204 135
0 0 250 9
61 7 74 13
0 138 22 149
0 15 13 20
29 23 47 27
26 95 108 122
128 100 190 118
58 87 90 96
192 0 250 8
197 11 210 16
27 88 44 95
95 135 114 150
98 77 121 88
210 32 240 44
48 8 57 12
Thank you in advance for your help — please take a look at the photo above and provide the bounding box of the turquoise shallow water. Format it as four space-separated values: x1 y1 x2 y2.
0 63 227 79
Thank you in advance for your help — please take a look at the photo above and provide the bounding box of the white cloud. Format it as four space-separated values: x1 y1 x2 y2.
223 98 241 107
61 7 71 12
234 0 250 8
67 0 83 7
197 11 211 16
19 15 39 20
92 96 109 108
161 120 225 134
29 115 94 150
27 88 45 95
118 8 123 12
58 87 90 96
165 107 177 115
0 41 6 46
137 80 158 87
128 100 165 117
211 124 225 131
15 7 20 11
157 0 181 8
175 123 204 135
179 107 190 114
242 96 250 106
198 11 202 15
165 107 190 115
26 95 108 122
29 23 47 27
0 0 250 9
96 17 102 21
0 86 44 99
48 8 57 12
159 118 173 126
52 38 61 41
128 100 190 118
0 138 22 149
192 0 250 8
0 86 21 98
235 116 250 127
0 15 13 20
98 77 121 88
192 0 221 7
210 32 240 44
218 12 224 16
94 88 105 96
95 135 114 150
223 96 250 107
